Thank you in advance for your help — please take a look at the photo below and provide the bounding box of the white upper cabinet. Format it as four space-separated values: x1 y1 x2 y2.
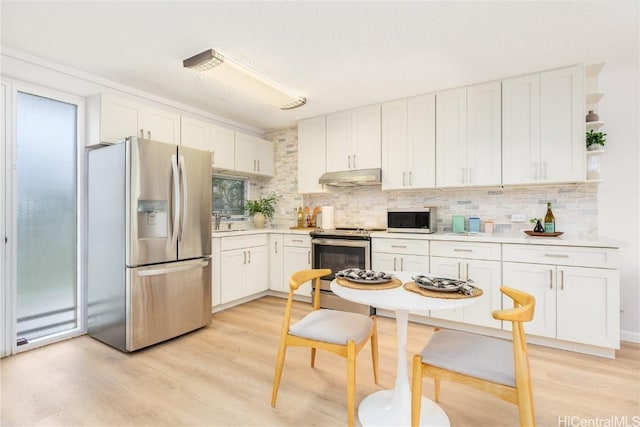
503 65 584 184
436 88 467 187
181 117 235 170
436 82 501 188
209 124 235 170
467 82 502 185
88 93 180 146
235 133 274 177
181 116 209 150
540 66 585 183
297 116 327 193
326 105 381 172
139 105 180 145
382 94 435 190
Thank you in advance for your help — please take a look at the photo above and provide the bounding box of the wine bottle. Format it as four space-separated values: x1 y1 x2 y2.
544 202 555 233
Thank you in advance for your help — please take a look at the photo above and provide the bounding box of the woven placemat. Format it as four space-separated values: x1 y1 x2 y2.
336 277 403 290
403 282 484 299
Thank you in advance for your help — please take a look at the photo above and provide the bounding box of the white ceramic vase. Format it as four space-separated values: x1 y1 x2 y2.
253 212 266 229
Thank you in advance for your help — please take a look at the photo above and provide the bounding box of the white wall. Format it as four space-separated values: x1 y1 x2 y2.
598 63 640 342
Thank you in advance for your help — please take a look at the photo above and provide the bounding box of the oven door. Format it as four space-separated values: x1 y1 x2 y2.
311 238 374 315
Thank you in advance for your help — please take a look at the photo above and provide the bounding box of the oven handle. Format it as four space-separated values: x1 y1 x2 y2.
311 238 371 248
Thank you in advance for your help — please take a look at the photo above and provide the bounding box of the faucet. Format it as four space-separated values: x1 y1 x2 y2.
213 211 231 230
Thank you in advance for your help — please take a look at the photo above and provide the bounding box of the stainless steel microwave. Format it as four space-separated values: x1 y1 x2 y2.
387 207 437 234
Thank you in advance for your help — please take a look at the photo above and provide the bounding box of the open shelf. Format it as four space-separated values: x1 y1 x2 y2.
586 121 604 130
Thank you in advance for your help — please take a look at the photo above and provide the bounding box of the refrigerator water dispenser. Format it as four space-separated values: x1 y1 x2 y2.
138 200 168 238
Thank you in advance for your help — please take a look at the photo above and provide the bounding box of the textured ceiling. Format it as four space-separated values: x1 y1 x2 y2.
1 1 638 131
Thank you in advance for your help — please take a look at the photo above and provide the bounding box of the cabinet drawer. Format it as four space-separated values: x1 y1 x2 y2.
284 234 311 247
430 241 501 261
221 234 268 251
503 244 619 269
372 238 429 255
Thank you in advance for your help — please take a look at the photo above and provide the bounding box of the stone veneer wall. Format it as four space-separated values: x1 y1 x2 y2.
258 127 599 237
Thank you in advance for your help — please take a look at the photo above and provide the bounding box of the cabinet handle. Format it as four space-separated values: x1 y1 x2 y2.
353 154 356 168
400 258 404 271
257 160 260 172
560 269 564 290
466 263 469 281
533 162 539 181
212 151 215 165
544 254 569 258
243 251 247 265
147 130 151 139
292 239 303 243
275 241 278 254
408 171 412 186
248 250 251 264
391 245 407 249
139 129 144 138
308 250 311 264
461 168 466 184
403 172 406 186
347 155 351 169
468 167 473 184
542 162 548 180
393 257 397 271
454 248 473 252
549 269 553 289
458 262 461 279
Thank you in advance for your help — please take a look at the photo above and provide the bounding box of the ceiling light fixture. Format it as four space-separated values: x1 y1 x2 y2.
183 49 306 110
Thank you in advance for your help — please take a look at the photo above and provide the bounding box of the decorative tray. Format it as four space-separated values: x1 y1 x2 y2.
335 268 393 284
524 231 564 237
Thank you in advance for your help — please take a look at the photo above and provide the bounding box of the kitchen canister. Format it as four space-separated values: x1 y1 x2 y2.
484 220 494 234
321 206 335 230
452 215 465 233
469 217 480 233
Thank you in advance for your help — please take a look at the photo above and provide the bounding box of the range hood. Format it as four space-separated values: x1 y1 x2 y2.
318 168 382 187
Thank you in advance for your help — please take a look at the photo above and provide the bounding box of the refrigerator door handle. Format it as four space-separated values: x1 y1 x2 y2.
137 259 210 277
178 155 188 242
170 154 180 246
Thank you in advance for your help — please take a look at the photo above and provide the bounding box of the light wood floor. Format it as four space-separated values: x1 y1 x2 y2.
1 296 639 426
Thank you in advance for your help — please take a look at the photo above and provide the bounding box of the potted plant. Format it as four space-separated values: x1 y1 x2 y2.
586 129 607 151
245 192 280 228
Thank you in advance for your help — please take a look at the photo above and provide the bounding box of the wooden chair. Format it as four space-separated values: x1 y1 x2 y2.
271 268 379 427
411 286 536 427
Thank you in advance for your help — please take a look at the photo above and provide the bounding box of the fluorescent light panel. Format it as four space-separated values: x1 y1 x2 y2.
183 49 306 110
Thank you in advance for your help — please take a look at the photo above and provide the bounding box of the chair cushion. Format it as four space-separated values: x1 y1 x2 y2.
289 309 373 345
420 329 515 387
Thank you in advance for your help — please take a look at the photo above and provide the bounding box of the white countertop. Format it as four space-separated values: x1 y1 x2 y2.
212 228 625 248
369 231 626 248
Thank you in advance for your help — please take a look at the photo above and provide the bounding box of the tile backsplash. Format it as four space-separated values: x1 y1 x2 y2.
257 127 598 237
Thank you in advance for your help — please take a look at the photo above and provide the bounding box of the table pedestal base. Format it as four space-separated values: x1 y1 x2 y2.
358 390 450 427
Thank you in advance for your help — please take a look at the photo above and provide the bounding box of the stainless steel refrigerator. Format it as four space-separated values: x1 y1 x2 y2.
88 136 212 352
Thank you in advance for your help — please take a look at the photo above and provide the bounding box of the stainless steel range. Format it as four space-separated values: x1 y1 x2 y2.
310 227 384 315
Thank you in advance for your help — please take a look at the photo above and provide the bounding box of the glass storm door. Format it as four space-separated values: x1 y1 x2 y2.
14 90 80 346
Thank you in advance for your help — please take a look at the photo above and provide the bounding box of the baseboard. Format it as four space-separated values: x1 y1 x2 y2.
620 330 640 344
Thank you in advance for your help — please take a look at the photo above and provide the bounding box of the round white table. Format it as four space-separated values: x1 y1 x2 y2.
330 271 479 427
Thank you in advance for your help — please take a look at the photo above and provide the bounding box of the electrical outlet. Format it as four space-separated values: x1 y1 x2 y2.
511 214 526 222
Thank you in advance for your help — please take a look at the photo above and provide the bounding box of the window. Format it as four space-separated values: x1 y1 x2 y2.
212 175 247 217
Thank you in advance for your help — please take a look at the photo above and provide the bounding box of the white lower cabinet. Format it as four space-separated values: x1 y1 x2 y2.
429 241 502 328
219 234 269 304
502 244 620 349
269 234 284 292
283 234 312 297
371 238 429 273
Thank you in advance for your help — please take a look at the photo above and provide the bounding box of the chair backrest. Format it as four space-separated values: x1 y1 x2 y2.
492 286 536 425
282 269 332 331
